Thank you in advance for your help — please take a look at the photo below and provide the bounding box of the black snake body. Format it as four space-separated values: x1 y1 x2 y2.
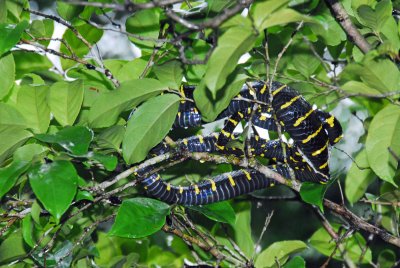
140 81 343 205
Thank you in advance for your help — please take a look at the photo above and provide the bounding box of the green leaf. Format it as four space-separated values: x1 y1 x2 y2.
47 80 84 126
309 225 372 263
292 53 320 78
0 0 6 23
194 73 248 122
16 84 50 133
75 190 94 202
309 14 346 46
189 201 236 226
88 78 166 128
22 215 34 247
21 73 46 85
366 104 400 185
359 59 400 93
378 249 396 268
13 143 48 162
3 0 29 24
125 9 160 50
109 198 170 238
60 24 103 70
153 60 183 89
380 17 400 50
0 102 26 128
122 94 180 164
35 126 93 156
300 182 326 211
106 58 148 82
375 0 392 30
357 0 391 31
13 51 53 79
258 8 311 31
250 0 290 29
341 81 382 95
29 161 78 222
89 153 118 171
31 200 42 226
283 256 305 268
207 0 235 13
96 125 125 150
345 149 376 204
56 1 83 21
28 19 54 47
67 65 114 92
233 202 254 257
255 240 307 268
0 52 15 99
0 20 29 56
0 126 32 165
0 231 27 263
0 160 29 198
203 26 256 96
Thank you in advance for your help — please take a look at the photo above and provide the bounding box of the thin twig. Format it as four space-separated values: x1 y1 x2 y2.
66 0 184 12
24 8 93 49
165 0 253 30
253 211 274 259
162 225 245 267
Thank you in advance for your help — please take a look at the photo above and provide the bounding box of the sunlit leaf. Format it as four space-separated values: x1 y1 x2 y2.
0 126 32 165
0 160 29 198
125 9 160 50
250 0 290 28
88 78 166 128
16 84 50 133
47 80 84 126
203 26 256 96
0 20 29 56
22 215 34 247
0 53 15 99
56 1 83 21
89 152 118 171
345 149 376 204
122 94 180 164
109 198 170 238
366 104 400 185
153 60 183 89
0 230 26 263
283 256 306 268
29 161 78 222
258 9 311 31
95 125 125 150
35 126 93 156
194 72 248 122
0 102 26 128
189 201 236 226
13 51 52 79
300 182 326 211
255 240 307 268
233 202 254 257
309 225 372 263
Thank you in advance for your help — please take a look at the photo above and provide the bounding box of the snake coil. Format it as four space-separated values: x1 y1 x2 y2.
140 81 343 205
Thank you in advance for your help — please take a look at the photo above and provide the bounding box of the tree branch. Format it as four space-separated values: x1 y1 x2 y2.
187 152 400 248
165 0 253 30
323 199 400 247
324 0 371 53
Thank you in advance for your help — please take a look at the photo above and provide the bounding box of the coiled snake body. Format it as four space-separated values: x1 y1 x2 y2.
140 82 343 205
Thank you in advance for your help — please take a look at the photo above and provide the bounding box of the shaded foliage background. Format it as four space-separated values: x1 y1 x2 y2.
0 0 400 267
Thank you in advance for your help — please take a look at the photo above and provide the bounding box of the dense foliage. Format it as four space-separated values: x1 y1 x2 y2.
0 0 400 267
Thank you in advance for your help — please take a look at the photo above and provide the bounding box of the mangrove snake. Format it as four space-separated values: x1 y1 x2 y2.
138 81 343 205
